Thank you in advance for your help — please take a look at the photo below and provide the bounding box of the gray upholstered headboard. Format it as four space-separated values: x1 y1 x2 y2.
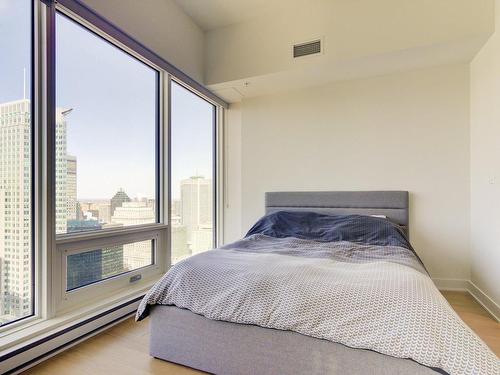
265 191 409 236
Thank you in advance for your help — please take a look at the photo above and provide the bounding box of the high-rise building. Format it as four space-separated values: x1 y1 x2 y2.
180 176 213 253
171 199 181 217
97 202 111 225
55 108 71 234
66 219 124 290
110 189 131 218
170 215 189 263
111 201 154 269
171 224 189 263
180 176 213 228
0 101 70 321
191 225 214 255
66 155 77 221
75 201 84 221
0 99 32 322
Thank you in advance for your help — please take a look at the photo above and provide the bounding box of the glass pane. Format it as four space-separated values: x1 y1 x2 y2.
0 0 33 326
66 239 153 290
55 13 158 235
171 82 215 264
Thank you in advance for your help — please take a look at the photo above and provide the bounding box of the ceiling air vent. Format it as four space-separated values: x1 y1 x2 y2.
293 39 321 58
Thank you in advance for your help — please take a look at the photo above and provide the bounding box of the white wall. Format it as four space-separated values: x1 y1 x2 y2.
81 0 205 82
470 0 500 305
225 64 471 281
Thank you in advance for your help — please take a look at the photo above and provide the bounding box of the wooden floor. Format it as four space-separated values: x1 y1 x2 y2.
23 291 499 375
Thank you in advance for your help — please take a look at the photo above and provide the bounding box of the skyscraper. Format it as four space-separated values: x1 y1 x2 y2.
97 202 111 224
111 201 154 269
180 176 213 230
110 189 131 218
170 214 189 263
66 220 102 290
66 155 77 221
180 176 213 253
55 108 72 234
0 100 72 322
0 99 32 322
66 219 124 290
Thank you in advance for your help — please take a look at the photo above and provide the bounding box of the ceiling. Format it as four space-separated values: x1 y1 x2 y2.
174 0 290 31
174 0 495 102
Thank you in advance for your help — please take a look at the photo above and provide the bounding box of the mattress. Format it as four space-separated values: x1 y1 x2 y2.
150 305 438 375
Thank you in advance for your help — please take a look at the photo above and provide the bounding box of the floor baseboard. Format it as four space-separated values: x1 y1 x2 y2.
433 278 500 323
432 278 469 291
467 281 500 323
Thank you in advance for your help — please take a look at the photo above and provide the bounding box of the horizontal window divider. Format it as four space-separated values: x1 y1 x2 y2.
55 223 168 247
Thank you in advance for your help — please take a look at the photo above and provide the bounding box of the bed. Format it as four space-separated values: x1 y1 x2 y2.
137 191 499 375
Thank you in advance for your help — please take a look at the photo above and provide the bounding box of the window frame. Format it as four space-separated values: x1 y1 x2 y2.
54 7 163 236
0 0 226 342
50 5 168 315
0 0 37 331
169 78 221 263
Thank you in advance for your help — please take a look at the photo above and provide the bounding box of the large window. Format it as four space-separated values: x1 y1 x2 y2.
55 13 158 235
53 11 161 296
0 0 223 350
0 0 33 326
170 82 216 264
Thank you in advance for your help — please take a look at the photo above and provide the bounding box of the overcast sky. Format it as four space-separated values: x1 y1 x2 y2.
1 1 214 201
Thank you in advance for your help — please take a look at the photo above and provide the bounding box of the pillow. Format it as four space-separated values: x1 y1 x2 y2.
246 211 411 250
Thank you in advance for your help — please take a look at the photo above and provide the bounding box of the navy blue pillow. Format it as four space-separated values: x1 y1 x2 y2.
246 211 412 250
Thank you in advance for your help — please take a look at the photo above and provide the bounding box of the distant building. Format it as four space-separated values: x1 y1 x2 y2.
0 100 32 320
110 189 131 218
171 199 181 217
170 214 189 263
0 100 71 321
75 201 84 221
146 198 156 212
111 201 155 226
180 176 213 253
67 244 125 290
55 108 71 234
97 203 111 224
66 155 77 220
191 225 214 255
79 202 91 212
181 176 213 230
67 219 100 233
171 225 189 263
111 202 155 269
67 249 102 290
101 244 125 279
66 219 124 289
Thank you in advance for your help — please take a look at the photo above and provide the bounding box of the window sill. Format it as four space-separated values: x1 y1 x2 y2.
0 278 156 354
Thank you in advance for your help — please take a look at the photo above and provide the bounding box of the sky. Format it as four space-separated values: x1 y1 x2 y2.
171 82 214 199
0 0 31 102
1 1 214 201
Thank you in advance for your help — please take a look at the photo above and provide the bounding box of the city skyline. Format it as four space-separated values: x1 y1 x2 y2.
2 8 214 201
1 0 216 325
0 93 213 324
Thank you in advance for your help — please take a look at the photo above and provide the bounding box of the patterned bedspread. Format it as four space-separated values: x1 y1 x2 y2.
136 234 499 374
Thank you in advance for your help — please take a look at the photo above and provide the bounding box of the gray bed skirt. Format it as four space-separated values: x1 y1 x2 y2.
150 305 438 375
